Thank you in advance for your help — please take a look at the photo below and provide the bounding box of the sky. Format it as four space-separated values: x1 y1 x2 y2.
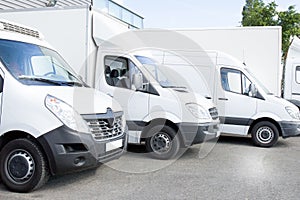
113 0 300 28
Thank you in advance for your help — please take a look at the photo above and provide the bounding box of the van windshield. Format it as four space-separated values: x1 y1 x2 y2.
0 39 84 86
136 56 181 88
135 55 211 96
245 68 272 95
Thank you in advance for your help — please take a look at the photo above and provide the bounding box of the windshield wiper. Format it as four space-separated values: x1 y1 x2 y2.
18 75 64 85
18 75 83 87
162 85 187 89
63 81 84 87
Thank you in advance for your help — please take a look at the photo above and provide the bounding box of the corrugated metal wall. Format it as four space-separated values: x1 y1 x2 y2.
0 0 91 10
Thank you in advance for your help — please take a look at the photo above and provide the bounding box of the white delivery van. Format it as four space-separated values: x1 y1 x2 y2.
0 20 127 192
143 28 300 147
95 49 220 159
191 51 300 147
210 51 300 146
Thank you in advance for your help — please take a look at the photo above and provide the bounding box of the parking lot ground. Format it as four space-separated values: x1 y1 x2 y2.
1 136 300 200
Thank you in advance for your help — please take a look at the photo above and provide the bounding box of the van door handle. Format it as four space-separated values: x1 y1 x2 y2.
218 97 228 101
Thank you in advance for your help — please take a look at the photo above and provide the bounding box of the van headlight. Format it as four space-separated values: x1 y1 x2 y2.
286 106 300 120
45 95 90 133
186 103 211 120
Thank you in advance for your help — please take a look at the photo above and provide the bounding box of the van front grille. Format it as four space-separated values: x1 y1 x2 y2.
87 117 123 140
82 110 124 141
209 107 219 120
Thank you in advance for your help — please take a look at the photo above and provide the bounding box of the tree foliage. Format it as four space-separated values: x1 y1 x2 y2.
242 0 300 56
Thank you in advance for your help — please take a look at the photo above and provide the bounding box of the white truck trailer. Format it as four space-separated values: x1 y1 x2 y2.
0 19 127 192
171 28 300 108
0 2 220 159
175 27 283 96
283 36 300 108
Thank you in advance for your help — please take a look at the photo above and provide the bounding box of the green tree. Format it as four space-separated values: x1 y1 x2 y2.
278 5 300 54
242 0 277 26
242 0 300 57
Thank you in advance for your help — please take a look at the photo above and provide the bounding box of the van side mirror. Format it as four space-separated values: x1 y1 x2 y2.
249 83 258 97
132 73 143 90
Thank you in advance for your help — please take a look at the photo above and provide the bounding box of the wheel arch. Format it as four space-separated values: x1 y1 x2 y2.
248 118 282 136
0 131 51 174
0 131 35 150
141 118 184 146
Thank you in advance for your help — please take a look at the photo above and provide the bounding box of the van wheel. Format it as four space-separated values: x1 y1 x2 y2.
145 125 180 160
0 138 49 192
251 121 279 147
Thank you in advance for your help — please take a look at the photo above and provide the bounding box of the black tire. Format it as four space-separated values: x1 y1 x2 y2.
145 125 180 160
251 121 279 147
0 138 49 193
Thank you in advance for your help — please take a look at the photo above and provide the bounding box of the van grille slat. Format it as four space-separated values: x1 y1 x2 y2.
82 112 124 141
209 107 219 120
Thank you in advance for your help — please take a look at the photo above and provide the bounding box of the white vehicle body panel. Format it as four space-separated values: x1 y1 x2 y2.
175 27 282 96
284 36 300 104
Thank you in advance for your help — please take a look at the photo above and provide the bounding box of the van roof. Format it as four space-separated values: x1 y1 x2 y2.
205 50 245 68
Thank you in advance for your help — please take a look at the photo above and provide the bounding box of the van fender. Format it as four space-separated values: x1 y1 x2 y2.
126 111 182 144
251 112 282 123
0 122 60 139
143 111 182 124
247 112 283 135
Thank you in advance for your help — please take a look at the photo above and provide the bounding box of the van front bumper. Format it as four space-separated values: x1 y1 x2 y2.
280 121 300 138
178 121 220 147
38 126 127 176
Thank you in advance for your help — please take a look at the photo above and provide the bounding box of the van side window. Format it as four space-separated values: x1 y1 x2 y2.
129 61 148 91
221 68 253 96
242 74 252 96
221 68 242 93
296 66 300 84
104 56 131 89
104 56 150 92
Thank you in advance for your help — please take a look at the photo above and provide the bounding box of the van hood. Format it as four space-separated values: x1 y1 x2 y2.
267 94 298 110
169 87 215 109
38 86 122 114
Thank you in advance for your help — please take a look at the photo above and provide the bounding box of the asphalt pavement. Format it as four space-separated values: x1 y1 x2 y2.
1 136 299 200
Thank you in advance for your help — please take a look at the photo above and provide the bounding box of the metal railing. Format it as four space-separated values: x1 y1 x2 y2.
0 0 144 29
93 0 144 29
0 0 91 9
